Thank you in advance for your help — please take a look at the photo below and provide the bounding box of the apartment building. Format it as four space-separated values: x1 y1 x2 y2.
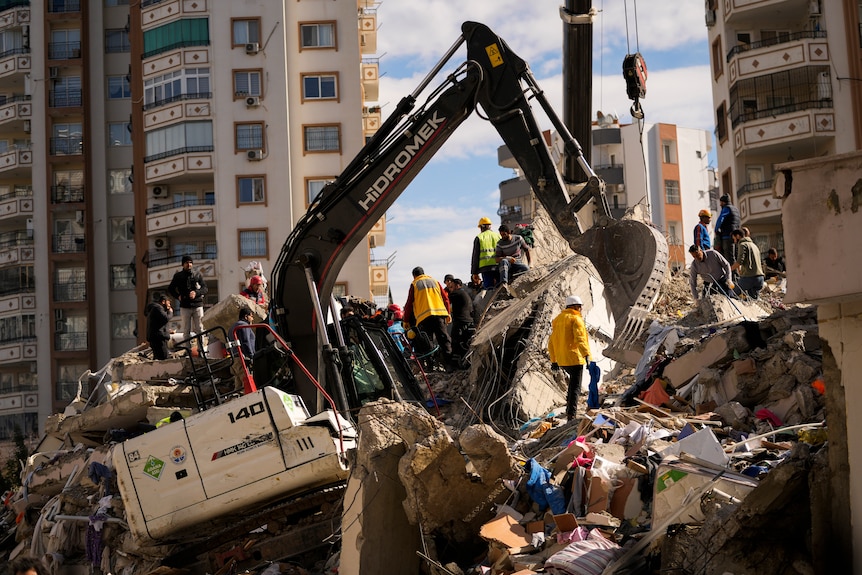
498 115 714 272
705 0 862 252
0 0 383 440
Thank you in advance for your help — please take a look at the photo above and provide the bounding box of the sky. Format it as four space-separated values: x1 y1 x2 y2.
370 1 713 302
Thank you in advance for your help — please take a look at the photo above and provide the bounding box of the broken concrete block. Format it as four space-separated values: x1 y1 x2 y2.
760 352 789 381
117 357 186 382
788 353 819 386
783 327 821 352
767 374 799 402
663 327 750 388
202 294 267 342
459 424 519 483
715 401 754 431
733 358 757 375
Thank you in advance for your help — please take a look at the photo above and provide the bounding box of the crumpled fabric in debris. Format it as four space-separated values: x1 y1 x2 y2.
634 322 678 383
525 458 566 514
88 462 112 495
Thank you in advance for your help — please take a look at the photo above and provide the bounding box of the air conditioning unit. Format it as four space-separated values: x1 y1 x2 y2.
154 238 168 250
55 320 67 334
54 309 65 321
247 149 264 161
245 42 260 54
152 185 169 198
49 67 59 79
705 10 716 26
23 120 30 133
245 96 261 108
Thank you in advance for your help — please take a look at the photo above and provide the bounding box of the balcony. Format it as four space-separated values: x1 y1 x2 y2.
143 146 214 184
52 234 85 253
0 229 33 268
0 292 36 323
48 0 81 14
594 164 624 186
49 89 83 108
0 187 32 222
732 107 834 157
0 95 31 128
51 184 84 203
53 281 86 302
728 33 829 84
146 197 215 234
723 0 812 25
55 330 87 352
361 58 379 102
737 179 782 225
50 137 83 156
48 41 81 60
362 106 381 138
142 91 212 113
368 216 385 249
0 335 36 364
499 176 532 202
0 48 29 81
727 30 826 61
0 145 31 175
147 249 216 288
359 8 377 54
141 0 208 33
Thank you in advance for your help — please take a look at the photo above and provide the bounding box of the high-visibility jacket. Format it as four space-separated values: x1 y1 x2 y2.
476 230 501 270
547 308 591 367
405 274 450 325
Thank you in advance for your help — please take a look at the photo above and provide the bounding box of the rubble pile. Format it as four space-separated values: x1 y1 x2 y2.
0 251 831 574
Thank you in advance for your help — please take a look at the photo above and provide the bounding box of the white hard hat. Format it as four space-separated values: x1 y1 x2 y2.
565 295 583 307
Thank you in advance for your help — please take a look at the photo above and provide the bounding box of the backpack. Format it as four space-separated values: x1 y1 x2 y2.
514 224 535 247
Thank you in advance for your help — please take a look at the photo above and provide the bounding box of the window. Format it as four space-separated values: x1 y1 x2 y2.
108 122 132 146
143 18 209 58
303 125 340 153
143 68 210 108
306 177 331 205
109 169 132 194
302 73 338 101
711 36 723 79
50 29 81 59
662 141 676 164
51 76 82 107
667 222 682 245
111 264 135 289
0 314 35 343
111 217 134 242
106 29 130 53
238 176 265 204
145 120 214 160
234 70 262 97
715 102 727 143
112 313 137 339
107 75 131 99
235 123 264 151
106 0 130 5
232 18 260 46
664 180 680 204
57 364 87 401
239 229 268 258
300 22 336 49
332 283 348 299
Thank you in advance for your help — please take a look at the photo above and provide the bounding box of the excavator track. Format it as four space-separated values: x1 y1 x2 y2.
163 482 346 566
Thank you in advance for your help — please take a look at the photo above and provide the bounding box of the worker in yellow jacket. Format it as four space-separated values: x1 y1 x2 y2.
548 295 591 420
404 266 453 367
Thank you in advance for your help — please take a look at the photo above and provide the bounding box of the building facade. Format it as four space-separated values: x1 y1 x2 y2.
498 116 714 272
0 0 383 440
705 0 862 253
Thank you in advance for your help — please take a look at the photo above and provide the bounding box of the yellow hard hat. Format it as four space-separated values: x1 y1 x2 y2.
698 209 711 218
478 217 493 227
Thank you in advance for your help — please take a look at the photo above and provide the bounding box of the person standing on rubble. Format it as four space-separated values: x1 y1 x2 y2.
731 229 765 299
404 266 454 368
713 194 740 260
145 293 173 360
688 244 735 299
168 255 208 341
693 209 712 251
471 217 501 290
448 278 475 364
548 295 591 420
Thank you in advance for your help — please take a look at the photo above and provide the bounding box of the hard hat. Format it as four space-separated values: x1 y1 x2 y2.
698 209 711 218
565 295 583 307
478 217 493 227
388 303 402 312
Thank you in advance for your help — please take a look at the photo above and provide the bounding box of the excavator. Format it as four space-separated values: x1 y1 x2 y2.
113 20 666 549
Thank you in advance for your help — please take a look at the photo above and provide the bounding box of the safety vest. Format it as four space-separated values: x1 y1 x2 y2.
477 230 501 269
411 275 449 325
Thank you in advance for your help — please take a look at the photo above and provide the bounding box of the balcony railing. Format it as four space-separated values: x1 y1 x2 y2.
141 0 165 7
144 145 214 163
51 185 84 203
55 330 88 352
48 41 82 60
0 47 29 59
0 1 30 11
48 0 81 13
147 249 216 268
50 137 83 155
727 31 827 62
0 95 32 106
0 229 33 248
52 234 85 253
736 179 774 199
0 186 32 201
0 334 36 346
53 282 86 302
730 99 832 129
142 91 212 112
49 90 83 108
142 40 210 60
145 196 215 214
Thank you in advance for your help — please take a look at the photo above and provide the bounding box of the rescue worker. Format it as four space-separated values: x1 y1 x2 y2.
693 209 712 251
404 266 453 367
470 217 501 290
548 295 591 420
731 229 765 299
714 194 740 260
